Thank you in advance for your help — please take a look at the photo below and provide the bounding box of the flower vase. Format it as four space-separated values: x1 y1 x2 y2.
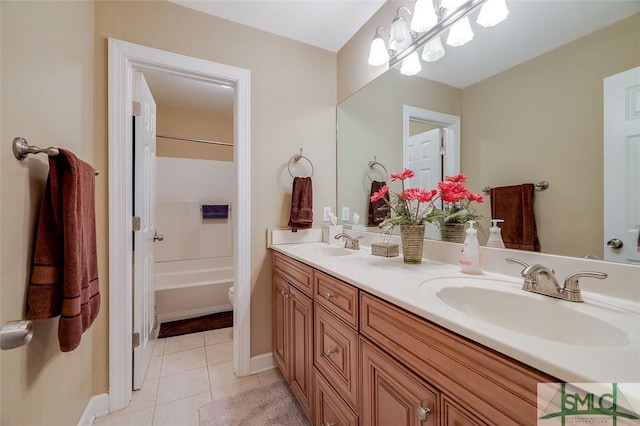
440 223 466 243
400 225 425 264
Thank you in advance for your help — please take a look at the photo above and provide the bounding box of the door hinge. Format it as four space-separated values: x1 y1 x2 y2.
132 101 142 116
132 332 140 348
132 216 141 232
439 145 446 155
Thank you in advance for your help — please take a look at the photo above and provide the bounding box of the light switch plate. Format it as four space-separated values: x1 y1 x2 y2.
323 207 331 222
341 207 350 221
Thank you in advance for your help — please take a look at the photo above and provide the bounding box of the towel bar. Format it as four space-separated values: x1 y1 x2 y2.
482 180 549 194
13 137 100 176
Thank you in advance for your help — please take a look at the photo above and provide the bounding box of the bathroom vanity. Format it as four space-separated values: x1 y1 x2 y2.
270 236 639 426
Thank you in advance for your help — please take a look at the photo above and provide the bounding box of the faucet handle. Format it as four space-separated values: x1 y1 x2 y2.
563 271 608 293
505 257 529 271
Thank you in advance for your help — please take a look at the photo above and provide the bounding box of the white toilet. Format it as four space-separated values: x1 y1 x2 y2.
228 286 235 308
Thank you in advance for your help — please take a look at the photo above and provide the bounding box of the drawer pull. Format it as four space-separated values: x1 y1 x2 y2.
416 406 431 422
323 423 336 426
324 292 334 301
324 347 336 357
280 290 291 299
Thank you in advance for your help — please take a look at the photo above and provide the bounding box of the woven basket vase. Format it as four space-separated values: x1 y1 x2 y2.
440 223 466 243
400 225 425 264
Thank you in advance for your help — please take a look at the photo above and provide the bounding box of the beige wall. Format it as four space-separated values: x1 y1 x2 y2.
156 104 233 161
93 1 337 377
463 14 640 257
1 2 96 425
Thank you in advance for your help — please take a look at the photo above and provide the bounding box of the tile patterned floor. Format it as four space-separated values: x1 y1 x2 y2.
94 328 282 426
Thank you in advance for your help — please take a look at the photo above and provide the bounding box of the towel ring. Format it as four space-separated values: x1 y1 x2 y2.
287 149 314 178
366 156 388 182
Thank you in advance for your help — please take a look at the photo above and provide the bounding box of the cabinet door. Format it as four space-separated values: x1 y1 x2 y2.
289 285 314 420
272 274 290 381
314 368 358 426
442 396 489 426
361 338 438 426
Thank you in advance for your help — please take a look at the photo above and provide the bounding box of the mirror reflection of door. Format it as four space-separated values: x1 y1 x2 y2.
405 121 443 240
604 65 640 265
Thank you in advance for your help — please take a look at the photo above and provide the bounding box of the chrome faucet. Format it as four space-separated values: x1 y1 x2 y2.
505 258 607 302
334 233 362 250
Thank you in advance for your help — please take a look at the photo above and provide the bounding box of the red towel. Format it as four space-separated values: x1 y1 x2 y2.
288 177 313 229
368 180 390 226
490 184 540 252
27 149 100 352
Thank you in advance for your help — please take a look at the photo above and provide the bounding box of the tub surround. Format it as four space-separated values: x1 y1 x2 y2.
268 228 640 386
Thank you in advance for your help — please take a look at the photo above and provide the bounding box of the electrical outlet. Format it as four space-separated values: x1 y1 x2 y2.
323 207 331 222
341 207 350 221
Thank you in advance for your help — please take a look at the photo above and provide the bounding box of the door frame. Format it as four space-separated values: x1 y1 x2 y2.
108 38 251 411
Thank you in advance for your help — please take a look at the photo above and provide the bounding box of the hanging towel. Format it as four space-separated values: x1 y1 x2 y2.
368 180 390 226
27 149 100 352
202 204 229 219
490 183 540 252
288 176 313 229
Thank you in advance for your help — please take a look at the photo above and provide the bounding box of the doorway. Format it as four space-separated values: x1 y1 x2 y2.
108 38 251 412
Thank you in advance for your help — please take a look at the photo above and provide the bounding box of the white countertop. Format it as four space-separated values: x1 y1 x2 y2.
270 241 640 387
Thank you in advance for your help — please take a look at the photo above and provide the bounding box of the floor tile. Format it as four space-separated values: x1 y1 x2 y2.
152 339 166 357
257 368 283 386
208 361 253 390
204 327 233 346
205 341 233 365
162 332 204 355
160 347 207 376
210 376 261 401
153 392 211 426
94 408 154 426
145 356 162 380
156 367 210 405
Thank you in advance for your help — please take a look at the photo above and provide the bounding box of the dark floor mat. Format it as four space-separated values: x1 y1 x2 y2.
158 311 233 338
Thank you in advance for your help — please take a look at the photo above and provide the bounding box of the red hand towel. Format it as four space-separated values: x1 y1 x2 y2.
27 149 100 352
490 183 540 252
368 180 390 226
288 177 313 229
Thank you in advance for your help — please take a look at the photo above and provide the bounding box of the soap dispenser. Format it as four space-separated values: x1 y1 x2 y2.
459 221 482 274
486 219 506 248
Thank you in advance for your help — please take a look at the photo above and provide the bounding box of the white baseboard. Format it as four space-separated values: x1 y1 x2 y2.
250 352 275 374
157 303 232 323
77 393 109 426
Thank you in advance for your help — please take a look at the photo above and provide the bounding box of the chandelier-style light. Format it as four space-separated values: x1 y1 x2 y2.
367 0 509 76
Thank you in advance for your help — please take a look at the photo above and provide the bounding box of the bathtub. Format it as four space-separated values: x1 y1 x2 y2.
155 257 233 322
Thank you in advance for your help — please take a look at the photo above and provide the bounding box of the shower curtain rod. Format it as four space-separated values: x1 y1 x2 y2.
156 134 233 147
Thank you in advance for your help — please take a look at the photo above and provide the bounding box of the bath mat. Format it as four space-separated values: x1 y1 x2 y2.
158 311 233 338
199 380 310 426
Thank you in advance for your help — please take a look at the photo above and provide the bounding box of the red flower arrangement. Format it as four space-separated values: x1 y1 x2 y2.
370 169 483 229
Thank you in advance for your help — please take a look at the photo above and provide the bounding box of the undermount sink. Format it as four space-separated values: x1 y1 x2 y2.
296 245 353 257
419 277 630 347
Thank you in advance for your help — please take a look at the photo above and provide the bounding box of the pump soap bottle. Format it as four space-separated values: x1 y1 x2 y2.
486 219 506 248
459 221 482 274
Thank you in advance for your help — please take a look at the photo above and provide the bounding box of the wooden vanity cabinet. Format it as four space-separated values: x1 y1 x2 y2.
272 253 314 420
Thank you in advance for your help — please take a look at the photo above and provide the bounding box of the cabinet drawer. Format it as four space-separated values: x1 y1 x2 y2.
360 293 555 425
273 251 313 296
314 305 358 410
314 368 358 426
313 270 358 328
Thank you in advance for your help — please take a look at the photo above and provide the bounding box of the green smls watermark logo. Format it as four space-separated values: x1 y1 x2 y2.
538 383 640 425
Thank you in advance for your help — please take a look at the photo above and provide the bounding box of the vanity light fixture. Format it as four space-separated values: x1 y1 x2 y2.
367 0 509 75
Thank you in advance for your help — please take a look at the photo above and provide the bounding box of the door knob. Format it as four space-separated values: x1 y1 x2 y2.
154 231 164 242
607 238 623 249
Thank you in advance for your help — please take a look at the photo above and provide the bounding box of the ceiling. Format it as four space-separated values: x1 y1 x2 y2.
146 0 640 112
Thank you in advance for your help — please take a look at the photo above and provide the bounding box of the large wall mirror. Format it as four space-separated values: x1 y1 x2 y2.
337 2 640 263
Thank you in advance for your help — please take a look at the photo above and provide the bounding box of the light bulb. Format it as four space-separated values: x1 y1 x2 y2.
446 16 474 47
411 0 438 33
477 0 509 27
368 35 390 66
389 16 411 51
400 51 421 76
421 35 445 62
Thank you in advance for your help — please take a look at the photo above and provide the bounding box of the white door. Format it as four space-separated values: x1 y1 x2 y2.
405 127 442 240
604 66 640 264
133 71 158 389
